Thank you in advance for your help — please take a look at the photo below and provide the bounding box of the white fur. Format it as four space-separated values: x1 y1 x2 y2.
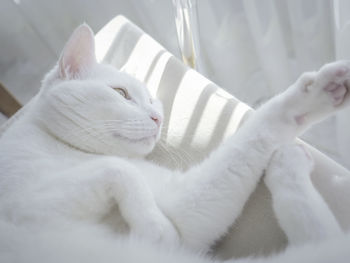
1 24 350 262
265 144 342 245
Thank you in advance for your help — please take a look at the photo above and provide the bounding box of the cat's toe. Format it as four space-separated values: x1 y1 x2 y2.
315 61 350 107
292 61 350 125
131 216 179 245
324 83 348 106
318 61 350 82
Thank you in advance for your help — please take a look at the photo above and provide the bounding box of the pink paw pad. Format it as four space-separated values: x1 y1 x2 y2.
324 82 341 92
324 83 348 106
335 66 349 77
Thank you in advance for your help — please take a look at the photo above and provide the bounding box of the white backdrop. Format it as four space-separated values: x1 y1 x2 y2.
186 0 350 169
0 0 349 168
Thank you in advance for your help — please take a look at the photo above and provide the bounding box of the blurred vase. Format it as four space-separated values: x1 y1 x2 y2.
172 0 201 70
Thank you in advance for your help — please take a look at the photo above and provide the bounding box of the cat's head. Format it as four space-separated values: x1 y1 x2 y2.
37 24 163 157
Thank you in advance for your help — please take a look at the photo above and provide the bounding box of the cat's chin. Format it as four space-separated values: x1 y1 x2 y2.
110 133 158 157
112 133 158 144
61 133 158 157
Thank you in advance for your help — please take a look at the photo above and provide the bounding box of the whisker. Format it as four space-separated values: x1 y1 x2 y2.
61 123 111 148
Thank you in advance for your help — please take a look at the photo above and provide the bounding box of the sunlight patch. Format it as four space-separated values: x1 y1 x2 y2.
222 102 251 139
120 34 165 83
147 52 172 97
166 69 212 145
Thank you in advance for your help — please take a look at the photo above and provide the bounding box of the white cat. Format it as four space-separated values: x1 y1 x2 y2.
0 24 349 262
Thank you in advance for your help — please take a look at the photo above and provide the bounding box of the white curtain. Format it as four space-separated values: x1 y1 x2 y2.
334 0 350 170
169 0 350 169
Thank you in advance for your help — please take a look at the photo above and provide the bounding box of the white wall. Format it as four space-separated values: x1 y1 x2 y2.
0 0 179 105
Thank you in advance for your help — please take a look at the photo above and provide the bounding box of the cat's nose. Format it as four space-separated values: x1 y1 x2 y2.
150 116 161 126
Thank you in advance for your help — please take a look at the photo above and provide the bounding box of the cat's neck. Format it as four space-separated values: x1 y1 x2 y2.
1 111 146 162
3 119 82 159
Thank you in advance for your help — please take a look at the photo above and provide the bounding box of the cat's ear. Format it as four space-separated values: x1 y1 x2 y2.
58 24 97 79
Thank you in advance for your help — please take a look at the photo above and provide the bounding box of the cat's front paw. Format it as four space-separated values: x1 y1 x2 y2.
131 214 179 245
310 61 350 105
264 144 314 190
291 61 350 125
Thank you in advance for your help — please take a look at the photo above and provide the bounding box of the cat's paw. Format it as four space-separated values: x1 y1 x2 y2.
264 144 314 190
131 213 179 245
291 61 350 125
313 61 350 106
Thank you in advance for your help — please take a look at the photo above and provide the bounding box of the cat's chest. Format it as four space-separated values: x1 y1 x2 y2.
131 159 173 191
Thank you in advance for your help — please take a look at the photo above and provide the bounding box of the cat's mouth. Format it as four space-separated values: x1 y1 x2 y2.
112 132 158 143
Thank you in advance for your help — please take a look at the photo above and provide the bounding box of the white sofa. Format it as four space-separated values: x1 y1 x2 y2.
2 15 350 259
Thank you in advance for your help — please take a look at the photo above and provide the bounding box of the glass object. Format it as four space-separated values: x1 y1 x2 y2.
172 0 201 70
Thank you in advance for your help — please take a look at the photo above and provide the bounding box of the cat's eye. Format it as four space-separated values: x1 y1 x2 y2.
113 87 130 100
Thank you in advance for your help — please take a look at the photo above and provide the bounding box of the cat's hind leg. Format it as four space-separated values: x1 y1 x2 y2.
264 144 342 246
